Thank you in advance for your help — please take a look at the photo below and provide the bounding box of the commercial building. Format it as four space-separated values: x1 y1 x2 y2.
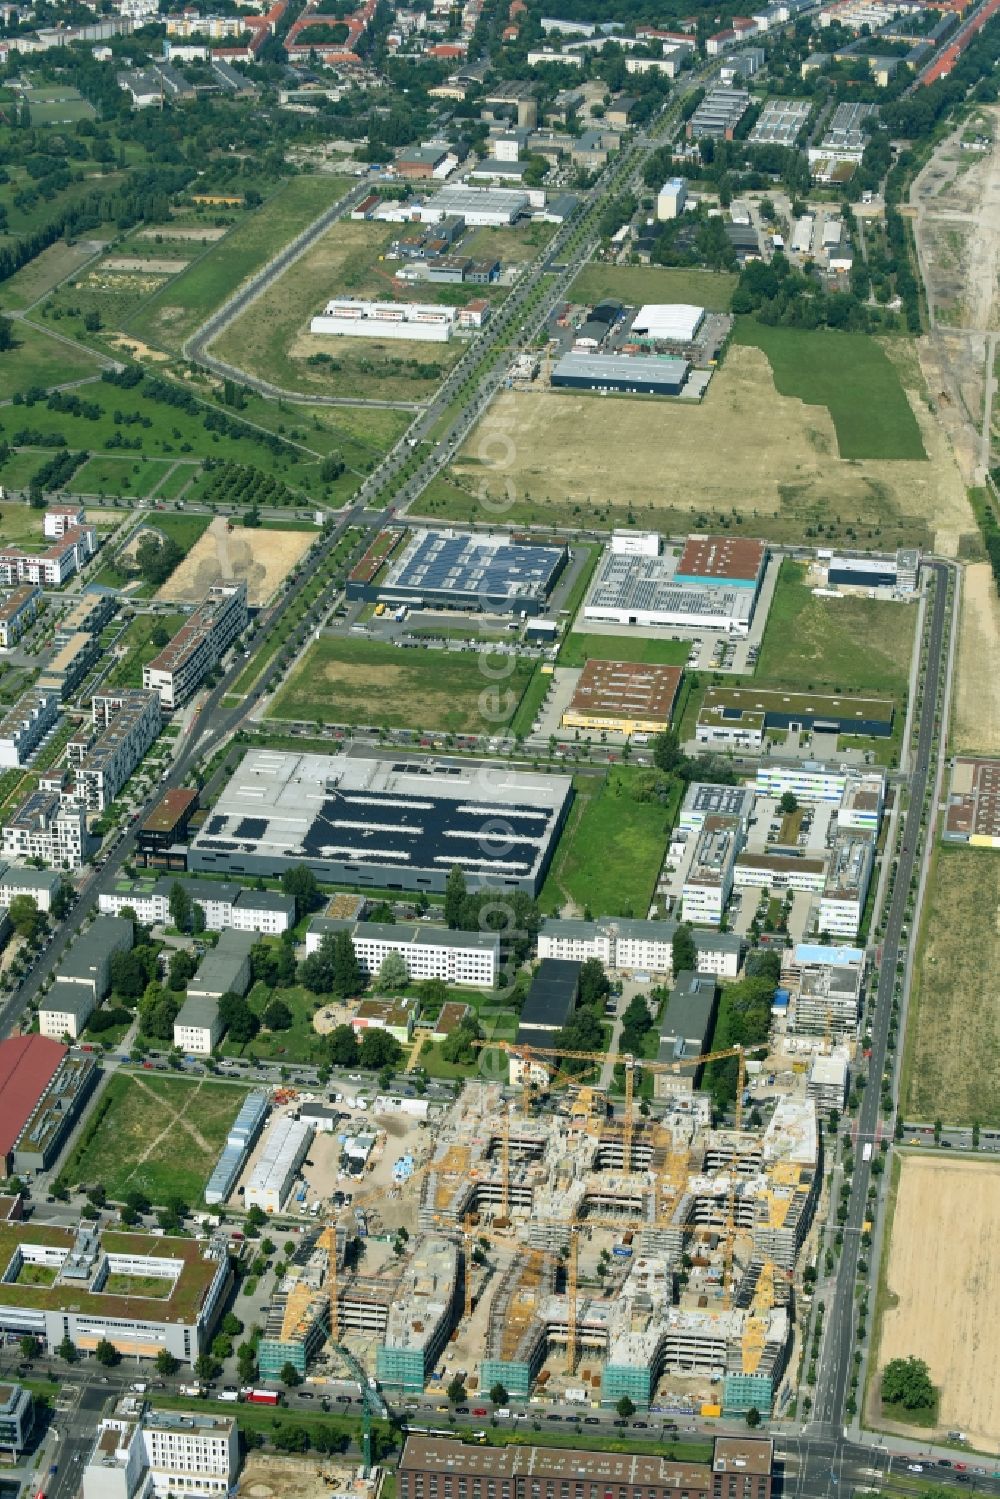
681 816 743 924
0 1222 231 1359
245 1115 313 1213
675 536 766 591
837 772 884 834
538 916 742 978
826 554 896 588
1 790 91 869
0 523 96 588
585 550 756 636
656 177 687 219
398 1436 774 1499
0 1382 33 1452
631 303 705 343
136 787 199 867
0 1035 97 1175
310 298 455 342
733 851 826 893
513 958 580 1081
189 750 573 896
0 586 40 650
678 782 756 834
143 582 247 710
205 1091 269 1205
356 527 567 616
561 659 683 737
808 101 876 165
37 630 101 701
785 948 864 1040
754 764 847 804
944 756 1000 846
83 1405 239 1499
100 877 295 935
418 185 530 226
305 917 499 987
818 832 874 939
186 929 255 1001
67 690 161 812
0 688 59 769
654 971 719 1097
686 87 750 140
696 687 894 749
551 352 690 397
749 96 811 146
395 142 457 178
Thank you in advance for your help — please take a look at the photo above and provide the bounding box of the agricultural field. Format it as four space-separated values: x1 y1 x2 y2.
568 264 737 312
438 343 972 555
59 1072 248 1204
872 1154 1000 1450
128 175 352 354
268 636 536 735
559 632 690 668
157 516 314 607
0 320 103 396
755 561 916 698
540 769 680 918
903 845 1000 1128
210 218 463 401
953 561 1000 752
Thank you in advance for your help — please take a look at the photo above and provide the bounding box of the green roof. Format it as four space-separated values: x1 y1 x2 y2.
700 686 894 724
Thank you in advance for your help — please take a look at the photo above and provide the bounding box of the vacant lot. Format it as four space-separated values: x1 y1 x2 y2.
904 846 1000 1127
541 770 680 918
874 1154 1000 1450
559 632 689 667
954 562 1000 752
756 561 916 697
0 241 101 311
130 175 351 353
158 516 314 606
0 501 58 547
441 344 970 553
268 636 535 734
568 264 737 312
733 322 926 461
0 319 102 395
61 1073 247 1204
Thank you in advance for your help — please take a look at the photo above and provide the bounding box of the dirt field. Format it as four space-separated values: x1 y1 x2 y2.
444 345 974 554
156 516 313 605
904 845 1000 1127
239 1454 365 1499
136 224 227 242
101 256 189 274
107 334 171 363
953 563 1000 751
875 1155 1000 1450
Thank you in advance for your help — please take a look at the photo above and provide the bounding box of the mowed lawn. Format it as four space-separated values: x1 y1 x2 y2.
60 1073 248 1204
756 561 916 697
559 632 690 668
903 846 1000 1127
733 321 926 461
268 636 536 735
568 264 737 312
541 770 680 917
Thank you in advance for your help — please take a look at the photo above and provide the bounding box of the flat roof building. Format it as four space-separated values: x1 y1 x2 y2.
418 185 529 226
944 757 1000 846
686 87 751 140
361 528 568 616
0 1382 33 1453
551 352 689 396
310 299 456 343
514 958 579 1079
654 971 719 1097
306 917 499 988
189 750 573 895
585 549 758 636
818 831 874 939
630 303 704 343
538 916 742 979
749 96 811 146
696 686 894 750
561 659 683 736
0 1035 72 1174
681 815 743 925
187 929 255 1000
675 535 766 590
143 583 247 711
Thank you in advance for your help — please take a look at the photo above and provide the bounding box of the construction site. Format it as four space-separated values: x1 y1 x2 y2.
254 1045 821 1420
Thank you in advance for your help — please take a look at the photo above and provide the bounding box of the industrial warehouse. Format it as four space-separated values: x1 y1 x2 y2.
561 659 684 736
309 299 457 342
188 749 573 894
583 534 768 636
695 687 895 749
944 756 1000 845
551 352 690 396
350 528 568 615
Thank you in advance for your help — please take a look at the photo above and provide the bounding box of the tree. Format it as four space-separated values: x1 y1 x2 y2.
263 999 293 1031
112 949 149 1000
281 1360 302 1387
300 931 362 998
445 865 467 928
440 1013 482 1065
52 879 74 920
219 990 259 1044
212 1332 233 1360
94 1337 119 1367
447 1376 467 1404
327 1024 359 1067
194 1353 221 1382
578 957 610 1006
237 1343 258 1383
19 1334 39 1360
672 923 698 976
745 1406 761 1428
169 880 192 932
652 728 683 773
281 864 319 914
489 1381 508 1405
150 624 170 648
377 951 409 992
135 534 183 588
881 1356 935 1411
222 1312 243 1337
778 792 798 814
359 1029 402 1070
156 1348 178 1375
58 1334 78 1363
168 948 197 992
9 894 42 942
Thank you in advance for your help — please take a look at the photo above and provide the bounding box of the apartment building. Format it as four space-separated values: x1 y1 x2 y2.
66 691 161 812
37 630 101 701
54 591 117 647
1 790 90 869
537 916 742 978
0 587 40 650
143 583 247 709
0 864 61 913
0 525 96 587
0 689 58 769
39 980 97 1041
43 504 87 540
818 832 874 939
100 878 295 935
305 917 500 988
681 816 743 925
173 996 224 1056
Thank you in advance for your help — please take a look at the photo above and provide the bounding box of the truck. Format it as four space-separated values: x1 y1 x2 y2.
862 1142 873 1162
218 1391 239 1403
700 1403 722 1419
310 1200 322 1216
179 1384 205 1398
130 1382 148 1394
246 1390 280 1406
394 606 407 623
565 1388 588 1404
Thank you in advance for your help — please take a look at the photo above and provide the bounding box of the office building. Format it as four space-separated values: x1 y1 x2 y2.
305 918 499 987
1 790 91 869
754 764 847 804
681 817 743 924
0 689 59 769
0 1383 33 1452
143 583 247 710
943 756 1000 846
537 916 742 978
189 750 573 896
678 782 755 834
0 587 40 650
696 687 894 749
83 1406 238 1499
135 788 199 866
837 772 884 834
654 971 719 1097
818 831 874 939
67 690 161 812
561 659 683 736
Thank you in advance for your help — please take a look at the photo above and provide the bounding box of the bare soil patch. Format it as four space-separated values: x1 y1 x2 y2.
106 334 171 363
875 1155 1000 1452
954 562 1000 752
156 515 313 605
136 224 227 242
100 256 189 274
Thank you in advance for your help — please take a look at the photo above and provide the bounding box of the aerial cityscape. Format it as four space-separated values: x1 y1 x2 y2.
0 1 997 1498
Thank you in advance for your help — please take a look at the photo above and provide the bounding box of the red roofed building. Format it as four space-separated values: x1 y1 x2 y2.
0 1036 68 1174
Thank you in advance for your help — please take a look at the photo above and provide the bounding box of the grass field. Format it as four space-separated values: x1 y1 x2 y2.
733 321 926 461
902 845 1000 1128
220 982 326 1065
59 1073 248 1204
0 320 102 395
756 560 916 698
129 175 351 354
568 264 738 312
559 632 690 668
268 636 536 734
0 242 102 311
74 455 177 499
105 611 185 688
439 342 969 555
462 220 557 267
541 769 680 917
0 500 58 547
